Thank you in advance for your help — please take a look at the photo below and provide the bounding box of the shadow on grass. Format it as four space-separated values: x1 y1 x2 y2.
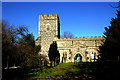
2 66 44 80
3 62 120 80
95 61 120 80
61 62 120 80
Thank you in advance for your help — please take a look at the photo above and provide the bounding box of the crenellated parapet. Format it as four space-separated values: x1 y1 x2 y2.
36 13 105 63
39 14 58 20
58 36 105 41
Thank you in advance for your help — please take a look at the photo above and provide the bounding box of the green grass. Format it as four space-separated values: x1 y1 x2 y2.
35 63 76 77
29 62 96 79
22 62 120 79
4 62 120 80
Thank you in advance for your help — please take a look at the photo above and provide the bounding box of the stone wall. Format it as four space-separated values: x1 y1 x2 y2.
35 14 105 63
55 36 105 62
36 14 59 58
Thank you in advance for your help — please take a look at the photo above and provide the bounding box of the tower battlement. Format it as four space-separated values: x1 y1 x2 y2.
38 13 59 53
36 13 105 63
59 36 105 40
39 14 58 20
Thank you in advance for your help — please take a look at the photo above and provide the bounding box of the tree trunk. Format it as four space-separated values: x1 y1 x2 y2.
50 62 52 67
13 64 15 67
54 59 55 67
118 56 120 61
6 60 8 69
6 56 9 69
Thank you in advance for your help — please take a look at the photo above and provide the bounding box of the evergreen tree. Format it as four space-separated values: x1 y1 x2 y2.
99 10 120 61
48 41 60 67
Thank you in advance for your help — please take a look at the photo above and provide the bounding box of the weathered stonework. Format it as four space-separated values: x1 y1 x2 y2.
36 14 60 58
35 14 105 63
56 36 104 62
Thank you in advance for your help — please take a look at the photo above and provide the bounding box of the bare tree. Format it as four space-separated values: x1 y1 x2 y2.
61 32 74 38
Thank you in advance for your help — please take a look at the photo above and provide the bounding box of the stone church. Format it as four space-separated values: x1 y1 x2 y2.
35 14 104 63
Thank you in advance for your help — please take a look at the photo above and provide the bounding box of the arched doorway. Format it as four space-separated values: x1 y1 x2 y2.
74 53 82 62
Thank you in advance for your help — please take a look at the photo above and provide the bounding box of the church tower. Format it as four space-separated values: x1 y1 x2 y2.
36 14 60 56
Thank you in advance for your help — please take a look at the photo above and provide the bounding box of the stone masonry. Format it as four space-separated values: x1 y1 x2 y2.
35 14 105 63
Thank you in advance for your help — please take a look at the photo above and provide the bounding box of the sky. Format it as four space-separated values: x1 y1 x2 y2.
2 2 119 40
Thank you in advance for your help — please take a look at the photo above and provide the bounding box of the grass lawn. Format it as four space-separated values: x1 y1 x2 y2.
3 62 120 80
29 62 96 79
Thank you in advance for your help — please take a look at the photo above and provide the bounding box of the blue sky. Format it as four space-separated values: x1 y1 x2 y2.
2 2 119 40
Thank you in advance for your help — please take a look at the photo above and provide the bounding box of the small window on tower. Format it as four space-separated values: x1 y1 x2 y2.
47 25 50 30
72 41 73 45
47 27 49 30
69 57 71 59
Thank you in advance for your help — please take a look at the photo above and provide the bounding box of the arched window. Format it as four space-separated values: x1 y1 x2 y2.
47 25 50 30
69 49 72 54
74 54 82 62
65 52 67 59
63 52 67 59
